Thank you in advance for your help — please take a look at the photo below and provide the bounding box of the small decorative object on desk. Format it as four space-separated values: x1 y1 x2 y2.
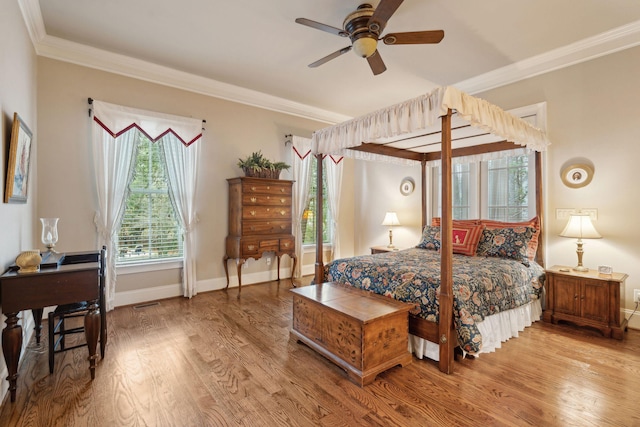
40 217 59 252
15 250 42 274
598 265 613 275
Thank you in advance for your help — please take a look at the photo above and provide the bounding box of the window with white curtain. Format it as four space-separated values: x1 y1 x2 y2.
302 158 332 245
431 151 536 221
117 133 183 263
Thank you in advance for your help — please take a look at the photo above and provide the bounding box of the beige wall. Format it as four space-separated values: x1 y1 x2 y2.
0 0 38 403
477 45 640 325
36 58 350 302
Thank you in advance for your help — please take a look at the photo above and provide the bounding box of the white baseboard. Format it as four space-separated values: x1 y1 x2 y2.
113 267 293 307
625 308 640 330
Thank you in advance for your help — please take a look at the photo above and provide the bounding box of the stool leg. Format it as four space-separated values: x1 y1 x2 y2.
48 312 55 374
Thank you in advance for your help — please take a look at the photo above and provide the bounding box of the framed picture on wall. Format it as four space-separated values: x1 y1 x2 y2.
4 113 33 203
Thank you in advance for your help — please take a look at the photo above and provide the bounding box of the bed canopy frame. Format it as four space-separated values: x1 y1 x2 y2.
311 86 550 374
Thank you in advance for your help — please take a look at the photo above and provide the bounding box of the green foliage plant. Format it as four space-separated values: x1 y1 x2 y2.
237 151 290 178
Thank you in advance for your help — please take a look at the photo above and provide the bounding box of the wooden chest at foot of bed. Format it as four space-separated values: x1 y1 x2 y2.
290 282 414 386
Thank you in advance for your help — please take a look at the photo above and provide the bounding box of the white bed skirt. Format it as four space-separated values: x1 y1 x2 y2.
408 299 542 361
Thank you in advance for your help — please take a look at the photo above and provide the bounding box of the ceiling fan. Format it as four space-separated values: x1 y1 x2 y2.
295 0 444 75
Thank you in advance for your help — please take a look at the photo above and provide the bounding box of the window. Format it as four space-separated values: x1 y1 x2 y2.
485 155 530 221
432 152 535 221
117 133 183 263
301 158 332 245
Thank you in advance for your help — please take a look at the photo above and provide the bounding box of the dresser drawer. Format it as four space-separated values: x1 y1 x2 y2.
243 206 291 220
243 182 292 196
279 237 294 252
243 221 291 236
242 194 291 206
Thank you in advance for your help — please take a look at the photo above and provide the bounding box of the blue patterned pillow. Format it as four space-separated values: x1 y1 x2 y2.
476 226 536 266
416 225 440 250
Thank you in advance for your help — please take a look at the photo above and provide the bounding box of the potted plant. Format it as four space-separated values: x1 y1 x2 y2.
237 151 290 179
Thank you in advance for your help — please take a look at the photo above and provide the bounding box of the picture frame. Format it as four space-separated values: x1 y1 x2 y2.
400 177 415 196
4 113 33 203
561 164 593 189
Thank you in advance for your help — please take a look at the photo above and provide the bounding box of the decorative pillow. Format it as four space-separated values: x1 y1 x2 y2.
416 224 483 256
416 226 440 250
476 226 537 266
431 217 480 227
450 224 484 256
480 217 540 261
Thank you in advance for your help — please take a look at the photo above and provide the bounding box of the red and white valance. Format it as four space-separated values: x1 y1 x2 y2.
92 100 202 146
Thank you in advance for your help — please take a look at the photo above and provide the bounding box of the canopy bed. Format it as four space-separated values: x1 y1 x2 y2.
310 86 550 374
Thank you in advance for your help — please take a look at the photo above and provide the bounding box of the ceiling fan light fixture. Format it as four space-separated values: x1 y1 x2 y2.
352 37 378 58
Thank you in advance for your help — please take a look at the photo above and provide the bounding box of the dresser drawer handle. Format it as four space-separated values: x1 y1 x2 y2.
280 210 286 216
247 245 256 251
267 186 270 190
251 186 256 191
282 242 290 248
250 197 257 203
266 208 271 212
250 210 257 216
280 198 285 204
280 225 285 229
266 196 270 201
250 226 255 231
280 188 285 193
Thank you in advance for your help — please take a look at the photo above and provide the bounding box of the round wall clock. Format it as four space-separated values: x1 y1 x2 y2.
561 164 593 188
400 177 415 195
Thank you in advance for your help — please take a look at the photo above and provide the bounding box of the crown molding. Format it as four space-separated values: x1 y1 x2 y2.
456 20 640 94
17 0 351 125
19 0 640 118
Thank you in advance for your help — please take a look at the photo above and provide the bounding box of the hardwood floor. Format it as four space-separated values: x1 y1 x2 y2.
2 278 640 426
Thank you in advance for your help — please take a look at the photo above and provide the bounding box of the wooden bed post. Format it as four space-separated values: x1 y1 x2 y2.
535 151 545 267
421 159 427 230
439 110 455 374
314 153 325 283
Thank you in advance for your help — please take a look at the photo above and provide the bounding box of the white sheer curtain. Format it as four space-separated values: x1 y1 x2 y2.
91 126 138 311
91 100 203 309
325 155 343 260
160 133 201 297
290 136 313 278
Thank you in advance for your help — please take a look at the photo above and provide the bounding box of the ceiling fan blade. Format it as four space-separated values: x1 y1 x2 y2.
367 50 387 75
295 18 348 37
383 30 445 45
309 46 352 68
368 0 404 33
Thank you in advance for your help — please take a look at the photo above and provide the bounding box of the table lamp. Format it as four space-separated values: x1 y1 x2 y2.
560 212 601 272
381 212 400 248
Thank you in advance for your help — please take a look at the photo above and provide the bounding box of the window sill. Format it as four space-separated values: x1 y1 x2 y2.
302 244 332 254
116 259 183 275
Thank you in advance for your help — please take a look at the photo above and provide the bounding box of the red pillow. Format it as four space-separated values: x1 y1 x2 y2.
480 217 540 261
431 218 480 227
450 224 484 256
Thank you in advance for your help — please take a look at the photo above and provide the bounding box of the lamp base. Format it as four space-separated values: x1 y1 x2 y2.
573 265 589 272
386 244 396 249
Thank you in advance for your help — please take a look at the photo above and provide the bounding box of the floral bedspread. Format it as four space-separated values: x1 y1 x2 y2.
324 247 545 354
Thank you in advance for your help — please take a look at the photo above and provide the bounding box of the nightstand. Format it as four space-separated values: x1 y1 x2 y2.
543 265 628 339
370 246 399 254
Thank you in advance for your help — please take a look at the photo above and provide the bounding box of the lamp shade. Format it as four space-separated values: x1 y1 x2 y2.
381 212 400 226
560 213 601 239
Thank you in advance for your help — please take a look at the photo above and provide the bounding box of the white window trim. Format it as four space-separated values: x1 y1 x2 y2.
117 258 183 275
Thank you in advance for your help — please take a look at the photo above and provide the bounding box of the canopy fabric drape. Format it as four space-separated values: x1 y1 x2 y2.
311 86 550 165
290 136 313 278
325 155 343 260
91 100 203 309
160 133 201 298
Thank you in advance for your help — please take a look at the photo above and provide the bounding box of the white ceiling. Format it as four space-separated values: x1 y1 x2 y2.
21 0 640 123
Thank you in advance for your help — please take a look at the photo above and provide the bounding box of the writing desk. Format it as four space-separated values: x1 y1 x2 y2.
0 250 105 402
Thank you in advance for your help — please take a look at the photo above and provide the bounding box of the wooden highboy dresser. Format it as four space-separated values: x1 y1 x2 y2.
224 177 296 294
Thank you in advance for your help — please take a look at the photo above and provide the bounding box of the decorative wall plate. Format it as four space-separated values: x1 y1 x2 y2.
561 164 593 188
400 177 415 195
